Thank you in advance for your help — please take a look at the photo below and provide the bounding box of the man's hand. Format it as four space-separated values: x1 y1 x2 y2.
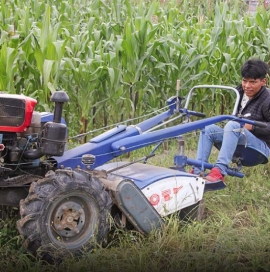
244 123 253 131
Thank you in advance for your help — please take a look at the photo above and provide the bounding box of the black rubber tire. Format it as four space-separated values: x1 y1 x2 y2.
179 199 205 221
17 169 112 260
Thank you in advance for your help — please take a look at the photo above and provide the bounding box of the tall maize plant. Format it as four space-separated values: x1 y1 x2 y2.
0 0 269 139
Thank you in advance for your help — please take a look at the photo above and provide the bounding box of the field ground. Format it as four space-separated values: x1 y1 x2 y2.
0 139 270 272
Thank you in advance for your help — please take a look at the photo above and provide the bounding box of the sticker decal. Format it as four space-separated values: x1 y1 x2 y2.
149 194 160 206
162 189 171 201
173 185 183 194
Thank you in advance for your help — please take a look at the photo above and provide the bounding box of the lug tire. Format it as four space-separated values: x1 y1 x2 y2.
17 169 112 260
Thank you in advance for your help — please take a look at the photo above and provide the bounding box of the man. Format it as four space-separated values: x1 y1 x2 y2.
192 59 270 190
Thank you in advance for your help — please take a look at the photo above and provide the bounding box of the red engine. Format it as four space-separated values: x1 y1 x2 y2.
0 90 69 182
0 94 37 132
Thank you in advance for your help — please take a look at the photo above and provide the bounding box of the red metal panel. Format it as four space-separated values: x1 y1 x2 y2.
0 94 37 132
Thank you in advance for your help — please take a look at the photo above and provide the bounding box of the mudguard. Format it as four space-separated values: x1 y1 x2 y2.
98 162 205 217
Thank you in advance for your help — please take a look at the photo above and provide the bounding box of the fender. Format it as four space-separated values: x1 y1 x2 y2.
98 162 205 217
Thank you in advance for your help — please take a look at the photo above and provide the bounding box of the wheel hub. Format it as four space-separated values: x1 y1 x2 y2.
53 201 86 238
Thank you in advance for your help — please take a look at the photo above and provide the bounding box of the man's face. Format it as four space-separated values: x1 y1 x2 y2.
242 77 266 98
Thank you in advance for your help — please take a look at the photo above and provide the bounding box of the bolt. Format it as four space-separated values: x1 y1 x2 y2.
73 228 80 234
67 216 74 223
78 208 84 214
55 224 63 231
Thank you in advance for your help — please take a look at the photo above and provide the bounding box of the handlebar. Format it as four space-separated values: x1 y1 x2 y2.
237 117 267 128
186 110 206 118
182 85 268 129
179 109 267 129
179 109 206 118
180 108 267 128
184 85 241 116
253 120 267 128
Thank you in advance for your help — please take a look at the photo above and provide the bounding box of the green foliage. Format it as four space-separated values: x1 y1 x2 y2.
0 0 269 137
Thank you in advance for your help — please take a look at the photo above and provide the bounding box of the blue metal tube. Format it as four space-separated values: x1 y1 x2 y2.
186 158 244 178
111 115 249 154
53 108 176 169
136 110 173 132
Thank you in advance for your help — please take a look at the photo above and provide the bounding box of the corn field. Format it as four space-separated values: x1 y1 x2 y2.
0 0 269 140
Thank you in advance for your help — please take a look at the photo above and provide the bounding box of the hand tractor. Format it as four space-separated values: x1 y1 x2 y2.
0 84 267 259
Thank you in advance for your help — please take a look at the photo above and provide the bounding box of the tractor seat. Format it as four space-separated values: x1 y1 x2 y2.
214 143 268 167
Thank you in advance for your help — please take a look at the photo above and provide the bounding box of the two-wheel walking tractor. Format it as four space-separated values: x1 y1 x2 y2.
0 85 266 259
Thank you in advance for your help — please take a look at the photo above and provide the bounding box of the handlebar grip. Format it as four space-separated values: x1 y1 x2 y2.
188 110 206 118
253 121 267 128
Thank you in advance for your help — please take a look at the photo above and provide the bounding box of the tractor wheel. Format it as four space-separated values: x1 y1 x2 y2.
179 199 205 221
17 169 112 260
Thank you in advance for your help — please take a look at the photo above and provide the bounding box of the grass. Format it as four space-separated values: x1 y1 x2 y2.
0 136 270 271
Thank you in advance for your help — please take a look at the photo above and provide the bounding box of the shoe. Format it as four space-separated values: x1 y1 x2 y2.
204 167 226 192
206 167 224 182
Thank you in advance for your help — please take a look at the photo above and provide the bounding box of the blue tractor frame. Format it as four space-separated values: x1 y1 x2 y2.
52 85 267 177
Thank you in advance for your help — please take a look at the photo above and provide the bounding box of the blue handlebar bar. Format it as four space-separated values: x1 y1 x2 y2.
184 108 267 128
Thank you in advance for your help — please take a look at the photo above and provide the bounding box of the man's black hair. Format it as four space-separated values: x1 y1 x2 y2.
241 59 269 79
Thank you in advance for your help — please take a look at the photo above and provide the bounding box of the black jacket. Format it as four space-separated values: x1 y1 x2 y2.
236 85 270 147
